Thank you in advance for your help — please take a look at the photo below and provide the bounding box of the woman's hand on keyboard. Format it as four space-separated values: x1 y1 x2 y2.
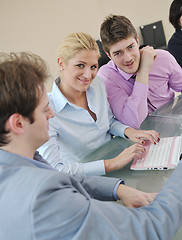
124 128 160 145
104 143 146 173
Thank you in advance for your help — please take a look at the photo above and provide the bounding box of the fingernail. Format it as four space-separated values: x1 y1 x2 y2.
157 138 160 142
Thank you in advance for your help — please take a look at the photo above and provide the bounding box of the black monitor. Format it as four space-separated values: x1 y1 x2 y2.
140 21 168 50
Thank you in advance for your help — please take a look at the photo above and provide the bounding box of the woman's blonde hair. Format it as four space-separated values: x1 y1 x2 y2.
57 32 100 64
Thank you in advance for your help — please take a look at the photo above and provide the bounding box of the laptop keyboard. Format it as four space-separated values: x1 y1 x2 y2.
135 137 181 169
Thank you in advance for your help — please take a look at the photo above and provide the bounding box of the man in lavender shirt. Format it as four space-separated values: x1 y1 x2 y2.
97 15 182 129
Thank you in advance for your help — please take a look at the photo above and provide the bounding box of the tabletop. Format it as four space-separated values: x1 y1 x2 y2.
81 93 182 239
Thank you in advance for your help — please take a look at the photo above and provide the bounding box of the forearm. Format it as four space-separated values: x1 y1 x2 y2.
38 138 106 176
55 160 106 176
109 83 149 129
78 175 123 201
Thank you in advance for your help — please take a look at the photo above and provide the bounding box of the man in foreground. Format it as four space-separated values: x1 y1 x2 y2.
0 52 182 240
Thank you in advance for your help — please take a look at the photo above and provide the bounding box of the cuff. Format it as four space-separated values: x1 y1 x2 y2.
113 179 125 200
82 160 106 176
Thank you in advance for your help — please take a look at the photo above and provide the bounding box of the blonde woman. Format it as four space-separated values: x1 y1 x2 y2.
38 32 159 176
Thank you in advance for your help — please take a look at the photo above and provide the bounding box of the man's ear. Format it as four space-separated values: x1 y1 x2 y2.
106 51 111 59
57 57 64 71
136 36 140 47
6 113 25 135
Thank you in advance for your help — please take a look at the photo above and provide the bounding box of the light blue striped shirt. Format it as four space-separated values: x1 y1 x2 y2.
38 76 129 176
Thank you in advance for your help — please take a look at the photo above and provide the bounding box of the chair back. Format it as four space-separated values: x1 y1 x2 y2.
140 21 168 50
96 40 110 68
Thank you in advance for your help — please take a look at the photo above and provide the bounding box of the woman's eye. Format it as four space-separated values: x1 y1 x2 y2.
91 65 97 69
77 64 84 68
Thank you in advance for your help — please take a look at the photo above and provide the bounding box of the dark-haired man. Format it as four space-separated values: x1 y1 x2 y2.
97 15 182 129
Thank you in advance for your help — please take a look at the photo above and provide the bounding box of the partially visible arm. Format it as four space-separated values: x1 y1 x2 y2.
124 127 160 145
98 69 149 129
136 46 157 85
117 184 157 207
106 98 130 137
78 175 157 207
33 163 182 240
38 133 106 177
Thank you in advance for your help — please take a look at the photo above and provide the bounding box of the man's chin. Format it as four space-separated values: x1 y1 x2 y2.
123 65 138 74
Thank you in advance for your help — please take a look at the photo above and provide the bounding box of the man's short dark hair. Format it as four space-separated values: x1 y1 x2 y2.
100 15 137 53
0 52 49 146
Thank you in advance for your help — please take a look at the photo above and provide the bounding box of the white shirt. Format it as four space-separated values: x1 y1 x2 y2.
38 76 129 176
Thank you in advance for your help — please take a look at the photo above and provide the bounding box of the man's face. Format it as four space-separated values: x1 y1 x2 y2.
108 36 140 74
26 88 55 149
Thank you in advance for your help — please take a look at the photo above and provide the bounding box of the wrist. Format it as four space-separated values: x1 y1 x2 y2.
104 158 117 173
136 71 149 85
104 159 112 173
117 184 127 200
124 127 133 139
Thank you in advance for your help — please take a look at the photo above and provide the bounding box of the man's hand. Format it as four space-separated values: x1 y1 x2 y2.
136 46 157 85
117 184 157 208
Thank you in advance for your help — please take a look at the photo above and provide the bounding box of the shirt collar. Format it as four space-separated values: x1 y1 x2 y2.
117 67 136 81
51 77 69 112
51 76 95 112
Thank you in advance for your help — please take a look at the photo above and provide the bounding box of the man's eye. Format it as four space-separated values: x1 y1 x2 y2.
114 52 120 56
129 44 134 49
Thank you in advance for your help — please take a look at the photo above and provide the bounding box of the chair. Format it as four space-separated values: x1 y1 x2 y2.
140 20 168 50
96 40 110 68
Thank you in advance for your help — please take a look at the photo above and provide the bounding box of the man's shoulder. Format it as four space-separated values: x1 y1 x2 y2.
98 60 118 75
97 61 121 86
154 49 175 63
155 49 170 57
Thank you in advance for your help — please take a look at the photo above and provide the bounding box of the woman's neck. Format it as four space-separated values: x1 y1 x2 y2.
59 81 86 106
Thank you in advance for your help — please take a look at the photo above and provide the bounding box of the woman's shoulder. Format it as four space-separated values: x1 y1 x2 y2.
91 75 105 89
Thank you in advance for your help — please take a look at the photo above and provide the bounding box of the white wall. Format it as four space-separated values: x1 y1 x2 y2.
0 0 174 91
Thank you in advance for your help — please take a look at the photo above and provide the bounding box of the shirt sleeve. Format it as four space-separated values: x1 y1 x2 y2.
98 68 149 129
38 134 106 177
32 163 182 240
106 98 131 137
112 179 125 200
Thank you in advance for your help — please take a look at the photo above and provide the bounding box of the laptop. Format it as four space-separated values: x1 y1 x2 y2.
130 136 182 170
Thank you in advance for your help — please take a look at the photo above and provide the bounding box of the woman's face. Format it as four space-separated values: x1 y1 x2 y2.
60 49 99 93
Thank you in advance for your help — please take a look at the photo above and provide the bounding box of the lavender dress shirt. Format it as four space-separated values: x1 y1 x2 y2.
97 49 182 129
